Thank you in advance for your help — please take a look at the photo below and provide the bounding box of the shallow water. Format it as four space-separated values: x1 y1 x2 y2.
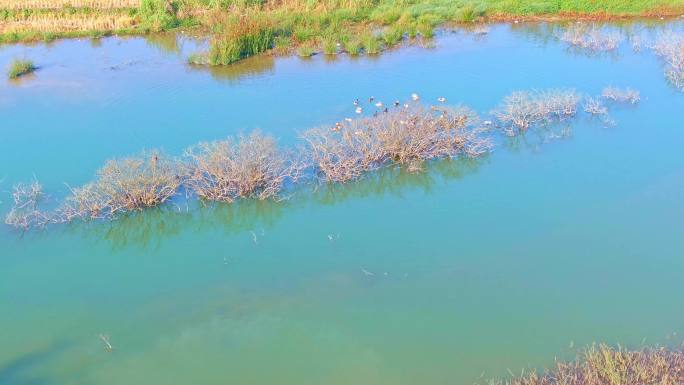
1 22 684 385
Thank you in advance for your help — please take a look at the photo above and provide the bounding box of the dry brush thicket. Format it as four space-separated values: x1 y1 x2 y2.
493 90 581 135
601 86 640 104
302 105 491 182
55 151 181 222
488 344 684 385
559 24 623 52
183 131 305 202
5 89 642 230
652 32 684 90
4 180 49 229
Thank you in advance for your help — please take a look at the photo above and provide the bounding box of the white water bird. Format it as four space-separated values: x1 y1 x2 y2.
353 98 359 106
411 93 420 101
345 117 353 122
437 97 446 103
394 100 400 107
355 107 363 114
375 101 384 108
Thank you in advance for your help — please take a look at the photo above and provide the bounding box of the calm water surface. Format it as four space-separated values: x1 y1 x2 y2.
1 22 684 385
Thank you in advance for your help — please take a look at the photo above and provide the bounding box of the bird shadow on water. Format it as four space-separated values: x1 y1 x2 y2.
0 341 70 385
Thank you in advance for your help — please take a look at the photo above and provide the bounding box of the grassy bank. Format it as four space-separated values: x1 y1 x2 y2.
488 343 684 385
2 0 684 58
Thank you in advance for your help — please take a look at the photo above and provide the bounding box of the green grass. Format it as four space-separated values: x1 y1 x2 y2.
3 0 684 62
208 20 274 65
382 26 404 47
7 59 36 79
361 33 381 54
344 39 362 56
322 36 338 55
297 44 315 57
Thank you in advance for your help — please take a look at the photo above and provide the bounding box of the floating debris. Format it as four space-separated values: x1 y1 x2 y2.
99 334 113 352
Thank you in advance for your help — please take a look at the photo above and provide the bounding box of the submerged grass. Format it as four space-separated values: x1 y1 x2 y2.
7 58 36 79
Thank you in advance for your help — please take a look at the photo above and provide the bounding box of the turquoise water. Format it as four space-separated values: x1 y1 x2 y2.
1 23 684 385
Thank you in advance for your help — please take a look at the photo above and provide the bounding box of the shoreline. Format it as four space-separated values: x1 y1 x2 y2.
2 7 684 46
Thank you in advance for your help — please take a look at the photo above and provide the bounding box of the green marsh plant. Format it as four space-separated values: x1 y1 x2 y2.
7 59 36 79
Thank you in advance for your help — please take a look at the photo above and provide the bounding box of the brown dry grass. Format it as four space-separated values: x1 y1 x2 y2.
0 12 136 34
489 344 684 385
0 0 138 9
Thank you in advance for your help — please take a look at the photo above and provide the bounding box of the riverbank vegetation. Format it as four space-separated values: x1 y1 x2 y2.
3 0 684 59
7 58 36 79
4 88 642 230
488 343 684 385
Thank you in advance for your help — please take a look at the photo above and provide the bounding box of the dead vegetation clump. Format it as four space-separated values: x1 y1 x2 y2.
602 87 640 104
56 151 181 222
302 104 491 183
493 89 580 135
652 32 684 90
4 180 49 229
583 96 607 115
559 24 622 52
183 131 305 202
488 344 684 385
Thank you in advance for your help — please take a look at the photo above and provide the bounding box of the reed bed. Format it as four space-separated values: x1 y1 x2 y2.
559 24 623 52
302 104 491 183
0 0 139 9
652 32 684 90
493 89 580 135
488 344 684 385
207 18 274 65
183 131 305 202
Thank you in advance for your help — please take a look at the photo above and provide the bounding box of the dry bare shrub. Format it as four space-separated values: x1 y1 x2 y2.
560 24 623 52
302 104 491 183
602 87 640 104
183 131 305 202
493 89 580 135
57 151 181 221
4 180 50 229
583 96 607 115
488 344 684 385
652 32 684 90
